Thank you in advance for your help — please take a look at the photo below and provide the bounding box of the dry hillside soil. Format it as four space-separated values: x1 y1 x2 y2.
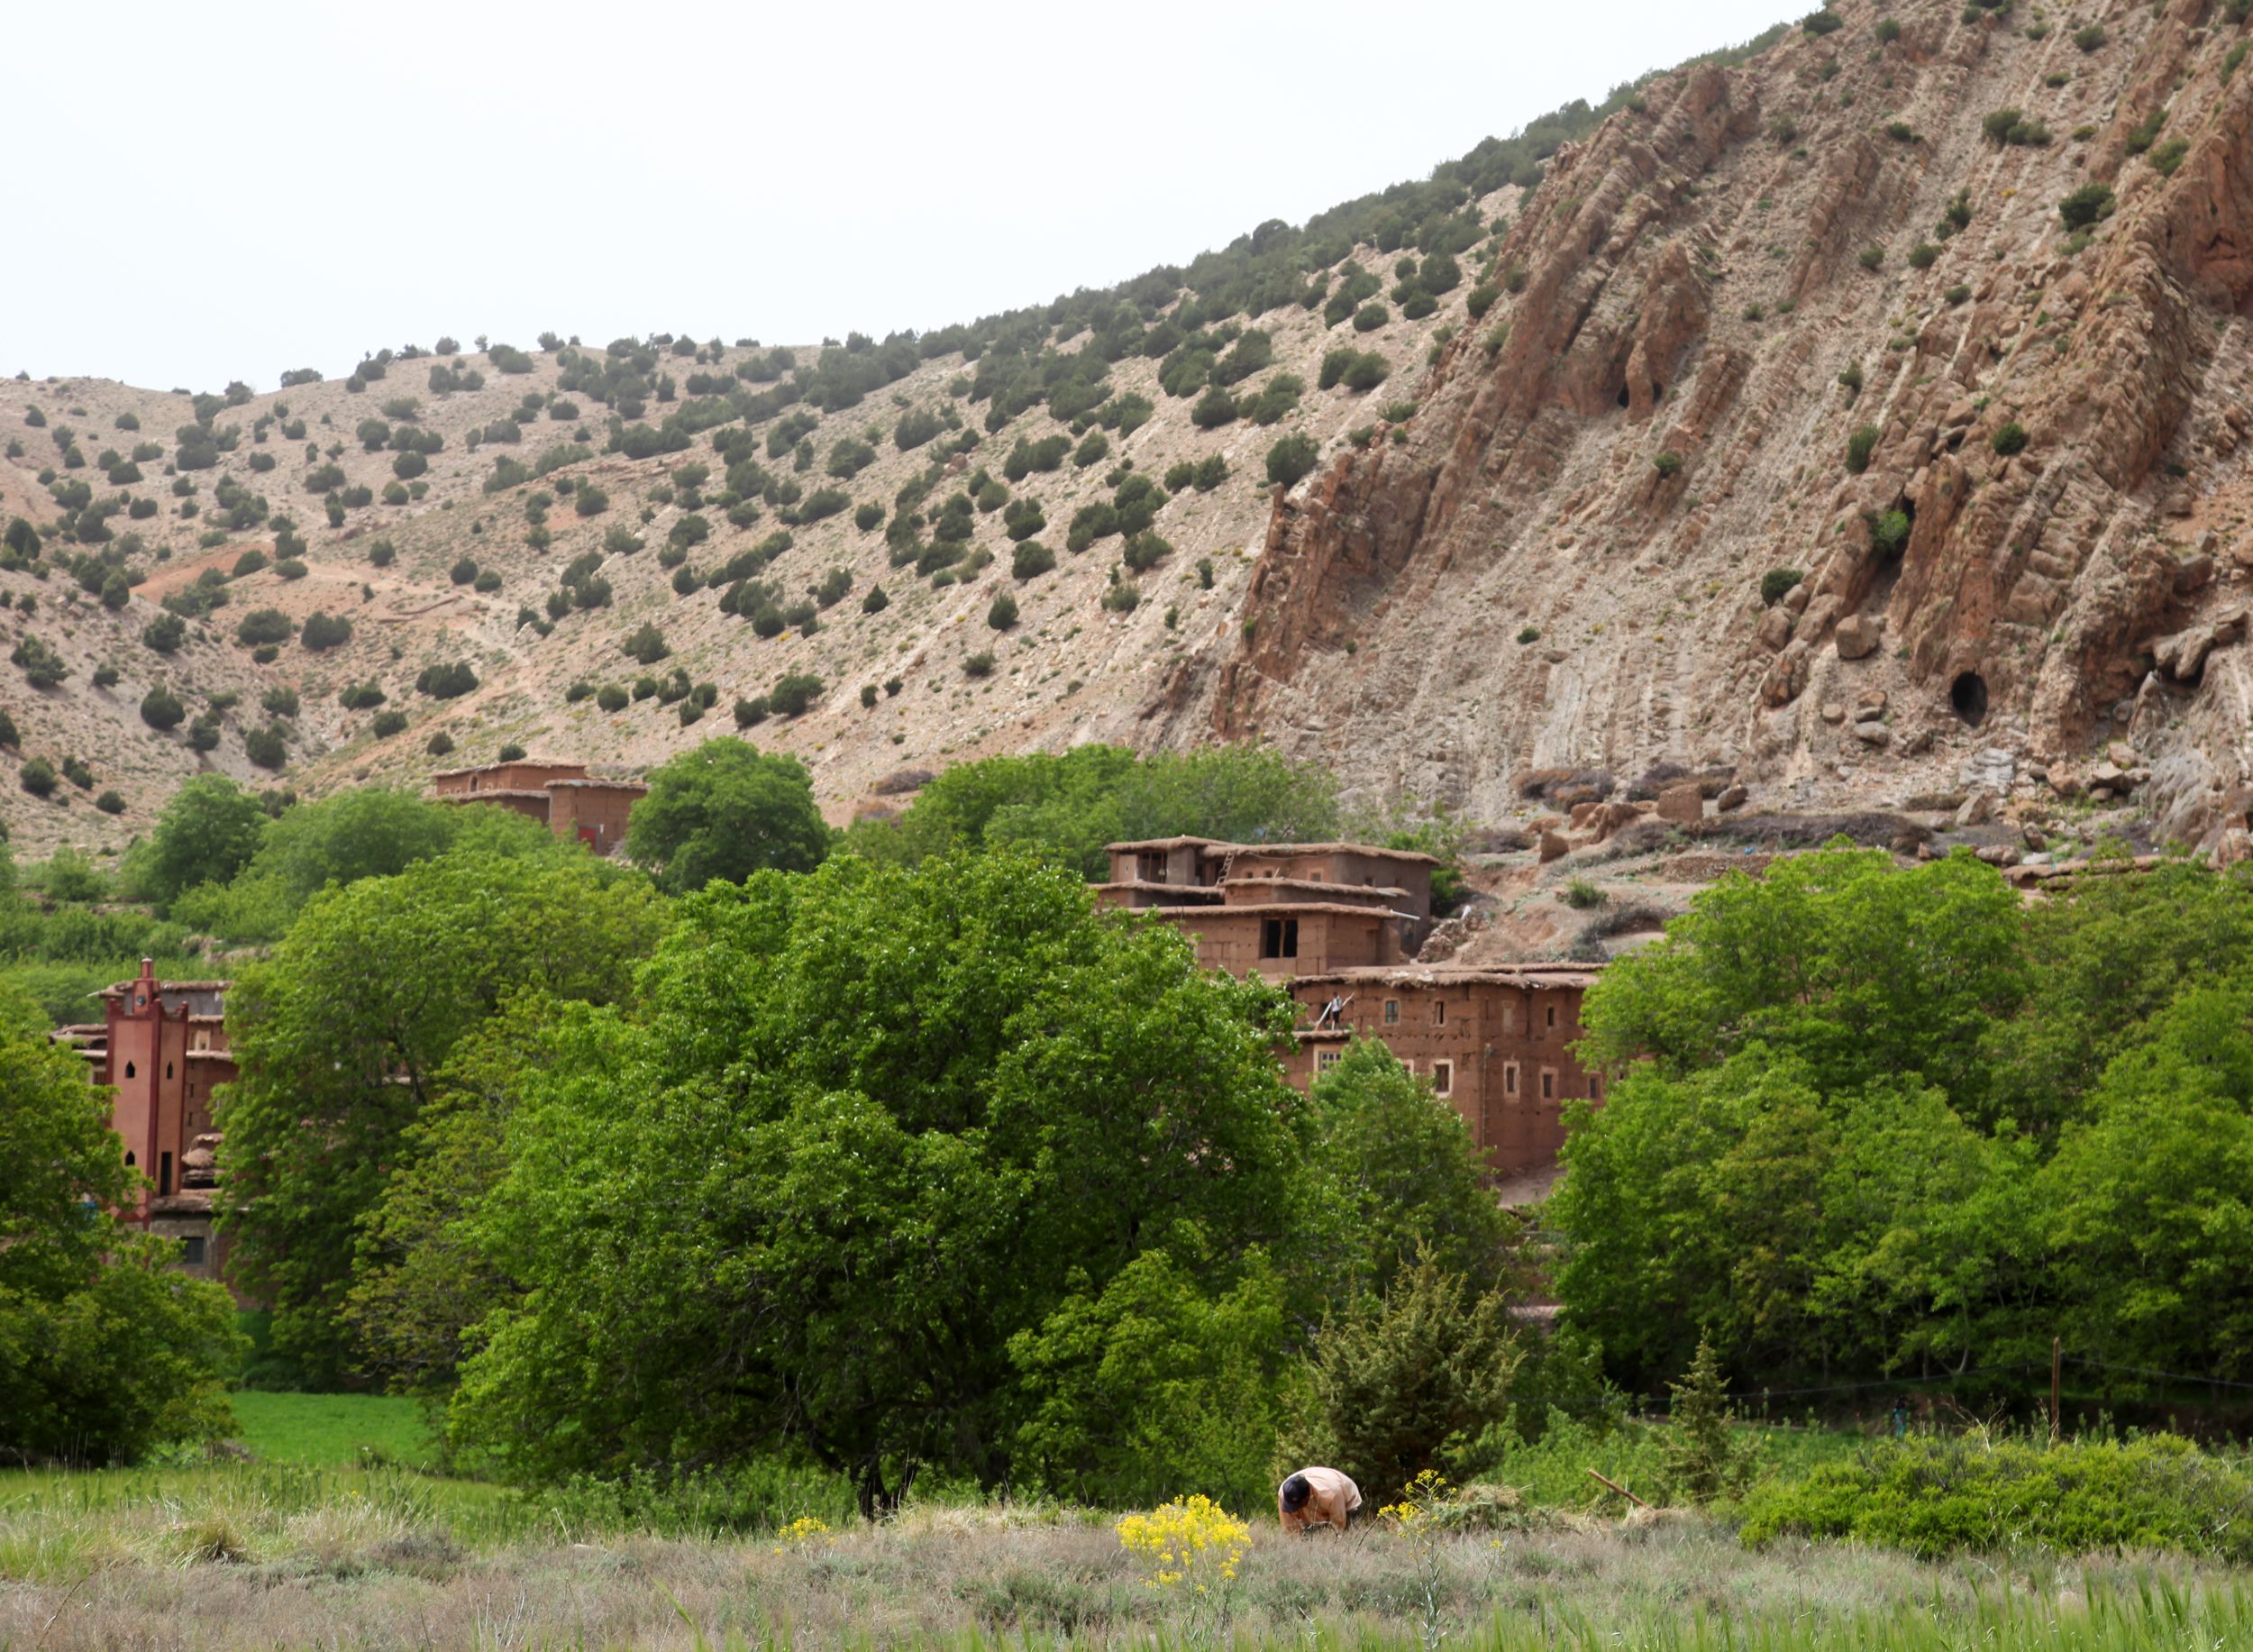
7 0 2253 876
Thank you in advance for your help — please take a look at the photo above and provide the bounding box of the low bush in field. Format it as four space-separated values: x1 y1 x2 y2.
1739 1433 2253 1563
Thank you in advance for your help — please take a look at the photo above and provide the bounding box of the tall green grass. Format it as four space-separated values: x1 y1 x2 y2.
224 1389 435 1469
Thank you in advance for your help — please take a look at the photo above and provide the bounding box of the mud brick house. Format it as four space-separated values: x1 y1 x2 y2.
1287 965 1601 1178
1094 836 1439 976
54 960 237 1291
429 759 647 854
1094 838 1601 1177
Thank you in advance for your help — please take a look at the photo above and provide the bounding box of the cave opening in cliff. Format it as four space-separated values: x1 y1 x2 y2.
1951 671 1988 726
1617 384 1631 409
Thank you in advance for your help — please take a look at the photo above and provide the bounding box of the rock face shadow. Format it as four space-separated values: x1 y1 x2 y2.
1951 672 1988 729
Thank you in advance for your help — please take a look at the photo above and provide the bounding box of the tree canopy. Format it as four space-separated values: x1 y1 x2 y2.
172 789 563 942
216 848 662 1383
447 851 1309 1512
130 775 269 909
625 737 834 892
843 744 1342 879
1555 847 2253 1392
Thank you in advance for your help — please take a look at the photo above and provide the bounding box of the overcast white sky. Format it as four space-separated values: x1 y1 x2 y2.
6 0 1798 392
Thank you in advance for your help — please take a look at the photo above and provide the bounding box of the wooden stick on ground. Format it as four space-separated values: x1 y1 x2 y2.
1585 1467 1651 1510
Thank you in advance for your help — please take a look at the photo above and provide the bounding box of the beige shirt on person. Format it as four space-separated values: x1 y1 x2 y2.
1277 1465 1362 1532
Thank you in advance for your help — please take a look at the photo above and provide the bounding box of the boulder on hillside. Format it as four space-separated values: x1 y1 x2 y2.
1835 613 1884 661
1656 782 1705 824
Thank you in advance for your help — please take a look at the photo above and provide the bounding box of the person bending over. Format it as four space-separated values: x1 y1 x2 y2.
1277 1466 1362 1533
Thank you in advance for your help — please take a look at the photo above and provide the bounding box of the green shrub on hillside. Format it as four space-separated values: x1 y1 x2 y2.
415 662 478 699
1265 433 1320 488
2060 183 2116 230
140 685 186 731
770 671 823 716
234 608 293 648
894 406 942 452
1243 373 1305 426
1003 435 1072 481
1190 386 1238 429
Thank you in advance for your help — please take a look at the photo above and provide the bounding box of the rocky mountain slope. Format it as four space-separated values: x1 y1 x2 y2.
1185 0 2253 861
9 0 2253 866
0 214 1516 858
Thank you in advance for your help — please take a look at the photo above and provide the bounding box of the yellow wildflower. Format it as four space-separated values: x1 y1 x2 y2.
1116 1494 1249 1593
769 1515 833 1556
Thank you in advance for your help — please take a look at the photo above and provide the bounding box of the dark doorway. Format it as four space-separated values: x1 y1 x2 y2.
1951 671 1988 726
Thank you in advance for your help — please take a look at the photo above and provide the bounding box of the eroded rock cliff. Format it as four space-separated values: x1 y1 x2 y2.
1185 0 2253 849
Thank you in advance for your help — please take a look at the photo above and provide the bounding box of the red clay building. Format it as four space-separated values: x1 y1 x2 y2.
1285 965 1601 1178
1093 837 1601 1177
56 960 237 1289
429 759 646 853
1095 836 1438 977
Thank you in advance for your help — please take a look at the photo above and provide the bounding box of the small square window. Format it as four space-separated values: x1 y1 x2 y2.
1504 1063 1519 1096
1383 999 1400 1025
1434 999 1446 1027
1317 1049 1343 1072
179 1235 207 1267
1431 1060 1454 1097
1546 1005 1558 1030
1541 1070 1555 1100
1589 1073 1603 1101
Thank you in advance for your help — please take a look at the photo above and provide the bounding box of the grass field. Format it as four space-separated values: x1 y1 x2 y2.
2 1400 2248 1647
223 1390 437 1470
0 1467 2245 1648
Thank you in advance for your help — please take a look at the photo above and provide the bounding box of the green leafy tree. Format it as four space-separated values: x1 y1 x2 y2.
2039 985 2253 1378
1 997 243 1462
1008 1245 1301 1511
625 738 833 892
1577 848 2026 1116
343 1000 561 1398
845 744 1341 880
130 775 268 909
1300 1039 1518 1301
1556 849 2050 1387
178 789 557 944
448 853 1304 1515
216 851 661 1383
2001 857 2253 1124
1287 1248 1520 1502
